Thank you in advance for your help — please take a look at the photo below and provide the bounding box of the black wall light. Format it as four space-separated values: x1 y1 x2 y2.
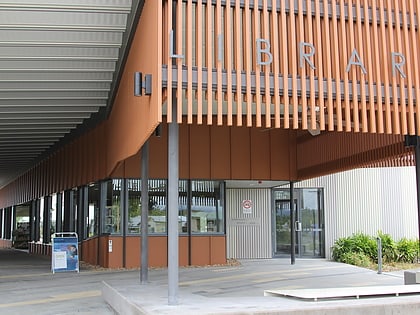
134 72 152 96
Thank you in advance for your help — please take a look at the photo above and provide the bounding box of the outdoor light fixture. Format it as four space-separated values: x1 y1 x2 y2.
154 124 162 137
134 72 152 96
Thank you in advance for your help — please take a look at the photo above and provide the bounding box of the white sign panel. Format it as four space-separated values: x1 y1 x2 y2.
53 251 67 269
229 218 261 226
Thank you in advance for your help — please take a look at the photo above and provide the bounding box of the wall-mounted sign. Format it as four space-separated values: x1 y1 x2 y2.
229 218 261 226
242 199 253 214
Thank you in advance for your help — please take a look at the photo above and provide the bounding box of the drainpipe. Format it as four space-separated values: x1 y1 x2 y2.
405 135 420 259
415 138 420 258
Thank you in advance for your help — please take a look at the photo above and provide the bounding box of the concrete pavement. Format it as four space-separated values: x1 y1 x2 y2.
0 248 117 315
103 258 420 315
1 248 420 315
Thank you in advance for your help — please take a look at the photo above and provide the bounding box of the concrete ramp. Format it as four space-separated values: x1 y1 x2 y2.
265 284 420 301
104 282 420 315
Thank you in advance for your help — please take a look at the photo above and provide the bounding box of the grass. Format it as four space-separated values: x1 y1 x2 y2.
377 261 420 272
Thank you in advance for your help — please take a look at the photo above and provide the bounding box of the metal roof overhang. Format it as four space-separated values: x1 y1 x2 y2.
0 0 144 189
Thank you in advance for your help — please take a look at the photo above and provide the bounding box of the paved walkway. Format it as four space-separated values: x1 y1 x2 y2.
0 248 117 315
103 258 420 314
1 248 420 314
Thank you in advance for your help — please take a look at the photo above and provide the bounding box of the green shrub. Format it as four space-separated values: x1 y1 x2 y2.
332 233 376 262
332 232 419 268
331 236 353 262
396 238 419 263
351 232 377 260
377 232 397 263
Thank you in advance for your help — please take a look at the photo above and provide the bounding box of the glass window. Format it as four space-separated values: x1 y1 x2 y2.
127 179 141 234
148 179 167 233
179 180 188 233
109 179 225 235
191 180 224 233
87 183 100 237
50 194 57 235
104 179 122 234
72 188 78 234
39 197 44 243
127 179 168 234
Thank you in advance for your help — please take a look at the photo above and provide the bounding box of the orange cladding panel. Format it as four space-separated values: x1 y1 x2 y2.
148 236 168 267
179 122 191 179
125 237 140 269
106 0 161 175
210 236 226 265
107 237 124 269
269 129 296 179
149 124 168 179
124 153 141 178
210 124 231 179
179 236 189 266
191 236 210 266
189 123 211 179
250 127 271 179
230 126 251 179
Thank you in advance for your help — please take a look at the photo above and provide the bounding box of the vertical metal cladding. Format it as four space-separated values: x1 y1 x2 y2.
226 188 272 259
161 0 420 135
295 167 419 259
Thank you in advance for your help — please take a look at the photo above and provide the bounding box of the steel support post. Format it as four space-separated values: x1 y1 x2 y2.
141 140 150 284
168 94 179 305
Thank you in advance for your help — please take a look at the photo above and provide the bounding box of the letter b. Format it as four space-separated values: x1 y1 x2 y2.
256 39 273 66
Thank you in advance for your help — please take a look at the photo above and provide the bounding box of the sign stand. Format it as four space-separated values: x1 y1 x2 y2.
51 232 79 274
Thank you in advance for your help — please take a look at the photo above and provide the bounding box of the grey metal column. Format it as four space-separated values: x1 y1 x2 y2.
168 93 179 305
141 140 150 284
63 190 75 232
77 187 87 240
290 182 295 265
43 196 52 243
406 135 420 248
11 206 15 240
56 193 62 233
99 181 107 235
0 209 3 239
34 199 40 242
122 179 128 268
30 200 36 241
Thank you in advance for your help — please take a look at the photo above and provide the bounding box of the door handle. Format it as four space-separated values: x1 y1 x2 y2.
295 221 302 232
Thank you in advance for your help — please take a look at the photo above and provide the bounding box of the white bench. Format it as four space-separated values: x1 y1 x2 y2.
404 270 420 285
264 285 420 301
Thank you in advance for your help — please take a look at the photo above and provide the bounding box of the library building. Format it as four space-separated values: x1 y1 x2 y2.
0 0 419 268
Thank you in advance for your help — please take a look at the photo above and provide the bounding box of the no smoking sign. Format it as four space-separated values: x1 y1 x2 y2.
242 199 253 214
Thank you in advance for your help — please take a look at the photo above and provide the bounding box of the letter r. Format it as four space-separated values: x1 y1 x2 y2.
299 42 316 70
392 52 406 78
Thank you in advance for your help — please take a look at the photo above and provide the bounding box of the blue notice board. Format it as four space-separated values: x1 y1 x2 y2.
51 232 79 274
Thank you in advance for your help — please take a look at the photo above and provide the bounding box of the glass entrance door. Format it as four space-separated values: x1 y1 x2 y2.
273 188 325 258
274 199 294 255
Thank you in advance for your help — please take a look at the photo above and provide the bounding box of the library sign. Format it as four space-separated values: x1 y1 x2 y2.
169 30 407 79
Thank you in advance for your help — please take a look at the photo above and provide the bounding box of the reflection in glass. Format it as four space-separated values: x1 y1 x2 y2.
191 181 224 233
87 183 100 237
104 179 122 234
127 179 167 234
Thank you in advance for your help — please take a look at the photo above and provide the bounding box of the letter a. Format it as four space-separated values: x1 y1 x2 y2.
346 49 367 74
